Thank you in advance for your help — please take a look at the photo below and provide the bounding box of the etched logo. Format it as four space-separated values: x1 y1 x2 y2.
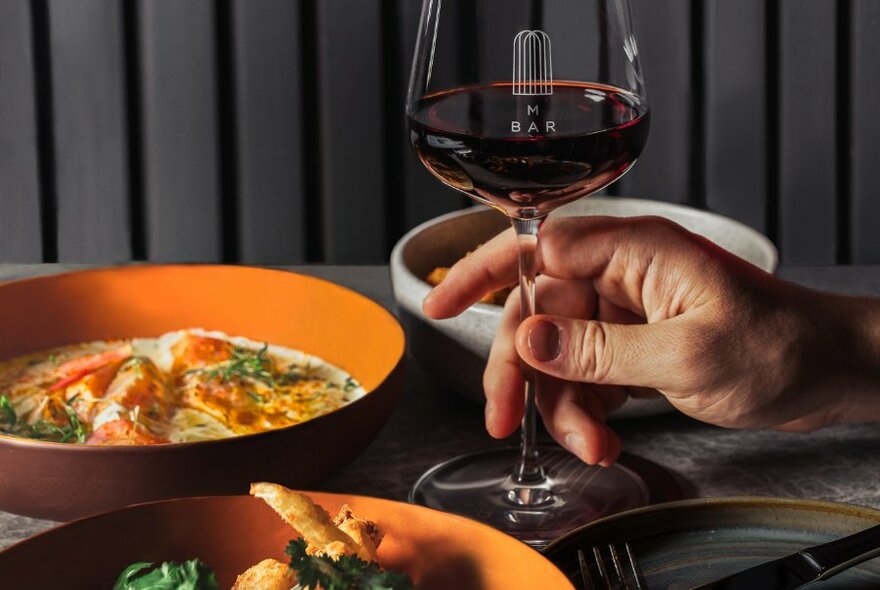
512 30 553 96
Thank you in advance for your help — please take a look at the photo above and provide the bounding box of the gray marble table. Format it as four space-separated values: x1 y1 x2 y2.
1 264 879 550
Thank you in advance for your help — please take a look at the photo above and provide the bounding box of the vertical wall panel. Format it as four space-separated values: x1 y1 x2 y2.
477 0 524 81
48 0 131 262
541 1 602 84
232 0 306 263
317 0 386 262
778 0 837 264
0 0 42 261
140 0 222 262
704 0 767 233
615 0 693 203
476 0 531 81
850 0 880 263
540 1 609 197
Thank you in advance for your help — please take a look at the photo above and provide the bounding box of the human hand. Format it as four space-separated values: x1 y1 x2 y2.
424 216 880 465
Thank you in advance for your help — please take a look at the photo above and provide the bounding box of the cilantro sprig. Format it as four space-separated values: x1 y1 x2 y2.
113 559 219 590
286 538 414 590
0 395 16 426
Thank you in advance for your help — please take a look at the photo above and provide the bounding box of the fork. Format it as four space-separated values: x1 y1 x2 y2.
578 542 647 590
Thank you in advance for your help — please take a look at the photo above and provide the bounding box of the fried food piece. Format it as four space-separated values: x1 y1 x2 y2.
250 482 371 561
424 267 450 288
232 558 297 590
334 504 383 561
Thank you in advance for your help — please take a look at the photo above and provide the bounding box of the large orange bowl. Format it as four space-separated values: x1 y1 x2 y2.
0 492 574 589
0 265 405 520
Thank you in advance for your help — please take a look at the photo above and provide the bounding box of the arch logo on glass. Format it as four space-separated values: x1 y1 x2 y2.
511 30 556 135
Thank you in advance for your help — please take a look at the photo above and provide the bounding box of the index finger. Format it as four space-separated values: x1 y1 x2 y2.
423 226 518 319
423 215 642 319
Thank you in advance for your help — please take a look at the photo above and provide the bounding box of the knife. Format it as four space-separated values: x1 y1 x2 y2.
689 523 880 590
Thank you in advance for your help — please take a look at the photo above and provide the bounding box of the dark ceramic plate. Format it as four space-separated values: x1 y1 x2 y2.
0 493 573 590
0 266 405 520
545 497 880 589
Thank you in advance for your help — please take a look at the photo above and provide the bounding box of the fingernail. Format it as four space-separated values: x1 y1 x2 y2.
528 320 561 362
564 433 587 461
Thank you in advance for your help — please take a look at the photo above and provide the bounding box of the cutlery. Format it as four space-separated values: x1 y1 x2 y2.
578 542 646 589
690 523 880 589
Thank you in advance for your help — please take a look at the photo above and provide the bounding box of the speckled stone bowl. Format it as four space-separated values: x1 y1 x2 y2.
390 197 778 417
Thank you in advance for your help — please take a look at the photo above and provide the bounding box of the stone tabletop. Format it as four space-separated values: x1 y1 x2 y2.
1 264 879 550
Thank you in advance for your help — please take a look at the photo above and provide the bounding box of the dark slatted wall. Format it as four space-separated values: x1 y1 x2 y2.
232 0 307 264
48 0 132 262
613 0 695 205
777 0 838 265
0 0 42 262
140 0 223 262
1 0 877 265
703 0 768 233
850 0 880 264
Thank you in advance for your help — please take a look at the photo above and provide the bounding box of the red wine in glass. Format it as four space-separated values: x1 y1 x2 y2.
409 81 650 218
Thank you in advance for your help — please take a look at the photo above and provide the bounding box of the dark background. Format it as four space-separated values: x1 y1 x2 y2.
1 0 878 265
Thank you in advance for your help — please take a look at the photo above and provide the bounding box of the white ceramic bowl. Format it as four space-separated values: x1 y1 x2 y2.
391 197 778 418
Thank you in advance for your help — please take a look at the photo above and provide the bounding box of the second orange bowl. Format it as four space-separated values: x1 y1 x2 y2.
0 492 573 589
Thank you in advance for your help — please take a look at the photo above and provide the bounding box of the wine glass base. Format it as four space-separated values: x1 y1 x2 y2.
410 445 649 549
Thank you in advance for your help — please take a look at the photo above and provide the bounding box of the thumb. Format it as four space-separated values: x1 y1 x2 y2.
515 314 696 390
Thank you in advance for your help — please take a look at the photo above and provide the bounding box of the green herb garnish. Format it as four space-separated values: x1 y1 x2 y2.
113 559 220 590
194 343 276 388
0 393 89 443
48 353 58 365
0 395 17 427
286 538 414 590
343 377 359 393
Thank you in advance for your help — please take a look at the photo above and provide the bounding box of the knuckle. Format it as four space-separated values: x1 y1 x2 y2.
569 321 612 383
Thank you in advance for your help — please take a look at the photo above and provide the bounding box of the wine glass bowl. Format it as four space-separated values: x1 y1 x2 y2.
409 81 649 219
406 0 650 548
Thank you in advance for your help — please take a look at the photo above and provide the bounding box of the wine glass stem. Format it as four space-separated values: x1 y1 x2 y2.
511 216 547 487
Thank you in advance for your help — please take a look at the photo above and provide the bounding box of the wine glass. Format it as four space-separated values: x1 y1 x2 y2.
406 0 650 548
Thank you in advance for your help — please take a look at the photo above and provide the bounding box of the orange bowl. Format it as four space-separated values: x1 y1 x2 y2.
0 266 405 520
0 492 573 589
